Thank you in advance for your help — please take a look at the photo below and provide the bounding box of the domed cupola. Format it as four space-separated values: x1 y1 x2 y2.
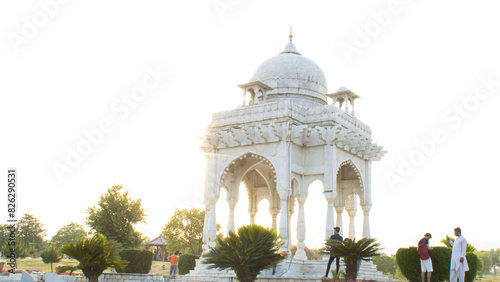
238 31 328 108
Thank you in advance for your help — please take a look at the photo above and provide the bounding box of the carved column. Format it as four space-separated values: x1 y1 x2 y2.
202 204 210 254
227 197 237 234
287 196 295 251
324 192 335 239
295 194 308 260
346 193 357 239
207 197 218 248
270 208 280 231
323 142 336 240
278 190 289 252
249 209 257 224
362 204 371 238
346 207 356 239
334 206 344 237
241 88 246 106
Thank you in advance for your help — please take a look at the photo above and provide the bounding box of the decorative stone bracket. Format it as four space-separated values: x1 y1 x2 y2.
201 123 386 161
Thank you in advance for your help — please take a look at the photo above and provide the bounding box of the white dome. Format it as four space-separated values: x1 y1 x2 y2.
250 41 328 106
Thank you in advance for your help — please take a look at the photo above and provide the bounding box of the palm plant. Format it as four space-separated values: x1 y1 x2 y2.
441 238 476 252
322 238 382 281
58 233 127 282
203 224 286 282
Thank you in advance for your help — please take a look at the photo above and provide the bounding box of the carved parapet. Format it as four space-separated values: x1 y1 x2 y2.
210 101 372 135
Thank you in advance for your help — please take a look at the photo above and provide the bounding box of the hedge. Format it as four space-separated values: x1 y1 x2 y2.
178 253 200 275
465 251 478 282
116 249 154 274
395 247 477 282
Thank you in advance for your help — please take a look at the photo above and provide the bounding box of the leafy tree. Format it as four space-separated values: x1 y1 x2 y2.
40 243 62 272
51 222 88 249
2 237 32 258
204 224 286 282
490 248 500 275
87 185 146 248
323 238 382 281
0 224 12 254
372 254 397 276
162 209 205 255
477 250 493 276
58 233 127 282
17 213 46 256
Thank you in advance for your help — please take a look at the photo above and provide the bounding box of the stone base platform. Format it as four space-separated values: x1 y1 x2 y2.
182 257 390 282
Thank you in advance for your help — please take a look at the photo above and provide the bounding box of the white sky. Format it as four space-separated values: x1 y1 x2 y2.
1 0 500 255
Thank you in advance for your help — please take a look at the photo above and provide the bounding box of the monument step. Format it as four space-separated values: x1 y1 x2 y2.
170 276 322 282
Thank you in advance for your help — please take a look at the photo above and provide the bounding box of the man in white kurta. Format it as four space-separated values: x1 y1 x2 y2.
447 227 469 282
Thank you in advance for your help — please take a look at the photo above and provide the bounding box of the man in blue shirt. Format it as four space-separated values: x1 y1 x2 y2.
324 227 343 278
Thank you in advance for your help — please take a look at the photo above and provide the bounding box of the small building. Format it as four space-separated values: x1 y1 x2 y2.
145 235 167 261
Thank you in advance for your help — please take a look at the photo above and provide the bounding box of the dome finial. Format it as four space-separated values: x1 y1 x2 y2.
289 26 293 42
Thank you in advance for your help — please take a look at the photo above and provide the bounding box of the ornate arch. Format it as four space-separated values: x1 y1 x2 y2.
219 152 277 188
336 159 364 190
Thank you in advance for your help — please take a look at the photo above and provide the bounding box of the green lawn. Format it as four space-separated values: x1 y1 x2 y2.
8 259 171 275
477 274 500 282
12 258 83 274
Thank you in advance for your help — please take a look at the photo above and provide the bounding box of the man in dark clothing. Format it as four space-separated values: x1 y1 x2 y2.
418 233 433 282
324 227 343 278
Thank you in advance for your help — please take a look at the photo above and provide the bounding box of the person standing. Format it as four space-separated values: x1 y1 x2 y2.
418 233 433 282
169 251 180 275
447 227 469 282
324 227 343 278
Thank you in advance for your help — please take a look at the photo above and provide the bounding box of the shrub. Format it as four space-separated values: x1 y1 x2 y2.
59 234 127 282
178 253 200 275
395 247 420 282
204 224 286 282
396 247 477 282
465 252 478 282
116 249 154 274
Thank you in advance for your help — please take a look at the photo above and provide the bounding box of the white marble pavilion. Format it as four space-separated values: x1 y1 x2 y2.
194 32 387 279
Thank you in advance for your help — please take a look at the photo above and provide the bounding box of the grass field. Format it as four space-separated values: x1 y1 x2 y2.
477 274 500 282
10 259 171 275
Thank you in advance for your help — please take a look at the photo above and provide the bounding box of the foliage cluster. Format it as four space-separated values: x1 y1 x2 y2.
322 238 382 281
115 249 153 274
178 253 200 275
204 224 285 282
87 185 146 249
39 244 62 272
162 209 205 255
0 214 46 257
59 234 127 282
371 254 397 276
51 222 88 249
395 246 478 282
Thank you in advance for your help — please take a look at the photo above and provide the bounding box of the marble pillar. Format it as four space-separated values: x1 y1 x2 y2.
295 194 307 260
362 204 371 238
